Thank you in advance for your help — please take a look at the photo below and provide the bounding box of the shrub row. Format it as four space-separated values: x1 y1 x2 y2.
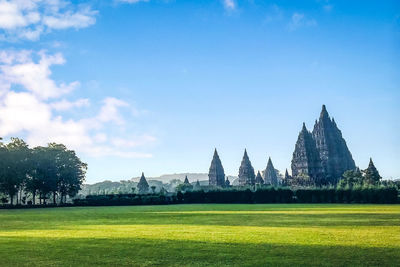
73 187 398 206
74 194 174 206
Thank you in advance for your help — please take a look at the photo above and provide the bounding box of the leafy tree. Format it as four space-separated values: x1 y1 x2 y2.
338 168 363 188
0 138 30 205
52 144 87 203
176 181 193 192
363 158 381 186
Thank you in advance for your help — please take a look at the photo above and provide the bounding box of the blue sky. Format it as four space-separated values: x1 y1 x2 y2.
0 0 399 183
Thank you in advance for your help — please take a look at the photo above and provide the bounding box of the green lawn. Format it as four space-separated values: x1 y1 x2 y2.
0 204 399 266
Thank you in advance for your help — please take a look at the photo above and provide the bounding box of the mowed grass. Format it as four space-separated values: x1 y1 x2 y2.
0 204 399 266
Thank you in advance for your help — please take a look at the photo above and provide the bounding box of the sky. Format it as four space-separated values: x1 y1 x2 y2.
0 0 399 183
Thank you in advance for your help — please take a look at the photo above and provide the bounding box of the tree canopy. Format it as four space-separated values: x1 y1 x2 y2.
0 138 87 205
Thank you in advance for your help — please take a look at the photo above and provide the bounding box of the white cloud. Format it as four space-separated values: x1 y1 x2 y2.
223 0 235 11
288 12 317 31
0 50 79 99
42 6 96 29
97 97 129 125
0 0 97 41
117 0 149 3
0 50 156 158
50 98 90 111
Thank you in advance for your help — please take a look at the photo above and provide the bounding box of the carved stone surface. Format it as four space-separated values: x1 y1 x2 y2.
184 175 190 184
238 149 255 186
291 123 324 184
255 171 264 184
291 105 356 185
264 157 278 186
208 149 226 187
312 105 356 184
137 172 149 193
282 168 292 186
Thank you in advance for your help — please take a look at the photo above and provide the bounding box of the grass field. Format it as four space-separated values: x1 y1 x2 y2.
0 204 399 266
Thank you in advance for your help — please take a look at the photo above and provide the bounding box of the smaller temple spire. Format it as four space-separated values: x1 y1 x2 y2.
238 149 255 186
285 168 290 179
255 171 264 184
208 148 226 187
225 177 230 187
264 157 278 187
137 172 149 194
184 175 190 184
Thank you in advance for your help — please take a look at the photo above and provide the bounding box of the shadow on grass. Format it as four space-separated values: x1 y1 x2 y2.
2 212 399 230
0 236 398 266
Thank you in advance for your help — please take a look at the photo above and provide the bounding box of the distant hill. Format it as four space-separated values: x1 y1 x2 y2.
130 173 209 183
79 173 238 196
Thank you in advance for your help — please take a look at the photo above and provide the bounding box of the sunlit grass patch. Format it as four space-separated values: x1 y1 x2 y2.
0 204 399 266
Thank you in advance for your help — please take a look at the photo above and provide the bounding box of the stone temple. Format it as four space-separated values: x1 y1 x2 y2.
291 105 356 185
264 157 278 187
208 149 226 187
238 149 256 186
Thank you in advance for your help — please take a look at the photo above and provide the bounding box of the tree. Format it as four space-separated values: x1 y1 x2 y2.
338 168 363 188
52 144 87 203
26 143 86 205
31 146 58 204
176 178 193 192
137 173 149 194
0 138 30 205
363 158 381 186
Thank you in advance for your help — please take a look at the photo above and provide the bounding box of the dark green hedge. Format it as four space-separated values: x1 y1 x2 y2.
73 187 398 206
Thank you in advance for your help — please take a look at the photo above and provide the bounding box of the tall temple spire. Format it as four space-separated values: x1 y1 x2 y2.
208 148 226 187
291 123 324 185
312 105 355 184
264 157 278 186
238 149 255 186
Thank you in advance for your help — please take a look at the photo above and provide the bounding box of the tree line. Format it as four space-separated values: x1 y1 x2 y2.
74 187 398 206
0 137 87 205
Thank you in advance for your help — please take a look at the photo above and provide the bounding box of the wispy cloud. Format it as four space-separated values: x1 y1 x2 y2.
50 98 90 111
0 0 97 41
0 50 156 158
222 0 236 11
287 12 317 31
264 4 283 23
116 0 149 4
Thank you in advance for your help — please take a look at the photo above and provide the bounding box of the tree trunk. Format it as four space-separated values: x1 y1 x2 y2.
53 192 57 205
10 194 14 205
32 192 36 205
